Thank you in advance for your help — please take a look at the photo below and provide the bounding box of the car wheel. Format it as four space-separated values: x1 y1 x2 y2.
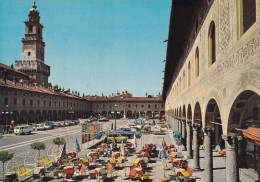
21 132 25 135
28 131 31 135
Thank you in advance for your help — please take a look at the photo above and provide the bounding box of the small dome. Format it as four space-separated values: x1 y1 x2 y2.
29 1 39 14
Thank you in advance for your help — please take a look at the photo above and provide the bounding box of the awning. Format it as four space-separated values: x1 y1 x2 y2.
242 127 260 146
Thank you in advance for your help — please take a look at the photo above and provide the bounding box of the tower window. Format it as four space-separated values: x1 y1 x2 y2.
38 28 41 35
28 52 31 56
29 26 33 33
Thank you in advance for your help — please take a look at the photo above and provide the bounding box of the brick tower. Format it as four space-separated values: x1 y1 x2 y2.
15 2 50 85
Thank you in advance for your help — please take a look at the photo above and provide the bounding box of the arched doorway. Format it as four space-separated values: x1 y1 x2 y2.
89 111 94 117
205 99 223 151
57 110 62 121
28 110 34 123
35 110 41 123
127 110 133 118
20 110 27 124
153 111 159 117
53 110 57 121
146 111 152 118
62 110 66 120
11 110 19 124
120 111 124 118
160 111 165 117
194 102 203 143
48 110 52 121
228 90 260 176
102 111 107 117
42 110 47 121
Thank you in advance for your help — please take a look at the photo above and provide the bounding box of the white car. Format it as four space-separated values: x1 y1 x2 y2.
14 125 33 135
127 120 136 126
37 124 46 131
43 124 52 130
153 125 162 132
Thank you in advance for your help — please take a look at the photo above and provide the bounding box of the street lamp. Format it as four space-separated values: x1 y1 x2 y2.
1 105 13 134
114 104 117 130
68 107 74 120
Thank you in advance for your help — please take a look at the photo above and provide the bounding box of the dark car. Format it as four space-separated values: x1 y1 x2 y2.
99 117 109 122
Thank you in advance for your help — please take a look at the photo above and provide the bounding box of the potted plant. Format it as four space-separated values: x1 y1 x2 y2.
0 150 14 181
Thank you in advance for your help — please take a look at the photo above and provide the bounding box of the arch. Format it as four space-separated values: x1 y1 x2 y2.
153 111 159 117
120 111 124 118
11 110 19 124
227 90 260 134
42 110 47 121
208 21 216 66
102 111 107 117
57 110 62 121
160 111 165 117
182 105 186 119
127 110 133 118
20 110 27 124
53 110 57 121
35 110 41 123
48 110 52 121
179 107 182 119
187 104 192 122
194 102 203 141
195 47 199 78
146 111 152 118
205 99 224 150
89 111 94 117
227 90 260 175
194 102 202 125
62 110 66 120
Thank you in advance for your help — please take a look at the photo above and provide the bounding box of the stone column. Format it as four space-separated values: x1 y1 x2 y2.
193 123 201 170
181 120 187 151
186 121 192 159
204 128 214 182
222 135 242 182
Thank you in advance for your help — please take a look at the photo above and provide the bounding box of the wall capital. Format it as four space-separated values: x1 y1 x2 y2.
204 127 214 136
222 135 242 150
193 123 200 129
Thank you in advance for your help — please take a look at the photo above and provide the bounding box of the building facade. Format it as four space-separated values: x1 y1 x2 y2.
0 3 164 132
163 0 260 181
85 95 165 119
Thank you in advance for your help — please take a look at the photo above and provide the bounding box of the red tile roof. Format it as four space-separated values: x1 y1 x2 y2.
84 96 162 102
0 63 28 77
0 78 85 100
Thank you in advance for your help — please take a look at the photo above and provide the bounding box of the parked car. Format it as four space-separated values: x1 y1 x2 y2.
72 120 80 125
99 117 109 122
43 123 53 130
127 120 136 126
118 127 131 132
135 120 145 130
29 123 38 131
14 125 33 135
37 124 46 131
0 132 3 138
52 121 61 127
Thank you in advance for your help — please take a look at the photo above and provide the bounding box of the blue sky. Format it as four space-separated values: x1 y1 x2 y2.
0 0 171 97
